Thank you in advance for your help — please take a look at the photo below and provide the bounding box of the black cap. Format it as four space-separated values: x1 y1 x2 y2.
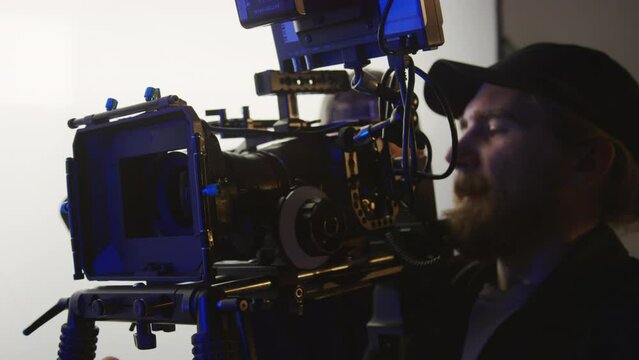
424 43 639 160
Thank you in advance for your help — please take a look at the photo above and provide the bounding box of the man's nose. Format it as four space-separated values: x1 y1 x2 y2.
446 131 479 170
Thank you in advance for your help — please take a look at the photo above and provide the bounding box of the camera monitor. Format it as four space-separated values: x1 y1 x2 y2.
236 0 444 71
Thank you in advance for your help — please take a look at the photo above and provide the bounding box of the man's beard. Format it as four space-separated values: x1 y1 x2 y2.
444 172 558 262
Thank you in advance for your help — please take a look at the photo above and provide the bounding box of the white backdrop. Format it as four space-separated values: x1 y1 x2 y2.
0 1 496 358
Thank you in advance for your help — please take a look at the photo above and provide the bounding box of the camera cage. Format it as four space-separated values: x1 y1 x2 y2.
24 1 453 358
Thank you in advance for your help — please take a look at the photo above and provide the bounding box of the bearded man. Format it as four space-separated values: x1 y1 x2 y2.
400 43 639 360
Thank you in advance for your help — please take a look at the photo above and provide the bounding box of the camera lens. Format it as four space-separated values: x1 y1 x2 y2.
151 151 193 236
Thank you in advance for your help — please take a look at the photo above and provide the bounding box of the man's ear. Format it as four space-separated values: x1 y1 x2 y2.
569 137 615 187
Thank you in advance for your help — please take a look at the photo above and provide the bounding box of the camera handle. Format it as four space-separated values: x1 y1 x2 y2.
191 291 254 360
25 284 258 360
23 297 99 360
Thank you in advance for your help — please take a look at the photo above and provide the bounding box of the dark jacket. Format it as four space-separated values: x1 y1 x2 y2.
401 223 639 360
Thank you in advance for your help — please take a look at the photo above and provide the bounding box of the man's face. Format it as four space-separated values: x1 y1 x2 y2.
445 84 570 261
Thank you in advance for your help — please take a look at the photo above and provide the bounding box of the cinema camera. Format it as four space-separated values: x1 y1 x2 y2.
24 1 454 359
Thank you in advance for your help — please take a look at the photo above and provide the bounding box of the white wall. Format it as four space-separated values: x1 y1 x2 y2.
0 1 496 358
501 0 639 81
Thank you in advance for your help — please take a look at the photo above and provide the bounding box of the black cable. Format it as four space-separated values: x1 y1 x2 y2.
423 133 433 172
384 231 440 268
384 70 400 119
413 66 458 180
377 0 399 56
379 68 394 122
396 65 411 189
406 61 419 209
352 66 364 88
396 59 427 209
406 59 418 179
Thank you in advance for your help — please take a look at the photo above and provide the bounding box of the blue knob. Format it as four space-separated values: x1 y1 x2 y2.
144 87 161 101
60 200 69 216
105 98 118 111
202 184 219 197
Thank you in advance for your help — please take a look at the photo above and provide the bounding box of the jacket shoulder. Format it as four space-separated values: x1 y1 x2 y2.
588 257 639 358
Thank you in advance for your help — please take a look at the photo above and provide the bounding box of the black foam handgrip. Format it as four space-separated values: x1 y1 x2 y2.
57 323 99 360
191 332 240 360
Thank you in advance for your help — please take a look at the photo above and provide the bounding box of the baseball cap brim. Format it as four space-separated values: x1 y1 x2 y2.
423 60 494 118
424 59 550 119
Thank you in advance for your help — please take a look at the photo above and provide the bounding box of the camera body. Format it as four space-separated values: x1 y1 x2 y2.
66 97 399 283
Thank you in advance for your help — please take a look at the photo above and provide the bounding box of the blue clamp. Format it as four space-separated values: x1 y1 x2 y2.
144 87 162 102
353 127 371 143
105 98 118 111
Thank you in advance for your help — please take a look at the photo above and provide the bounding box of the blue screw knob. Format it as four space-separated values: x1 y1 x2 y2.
133 299 147 317
105 98 118 111
144 87 161 101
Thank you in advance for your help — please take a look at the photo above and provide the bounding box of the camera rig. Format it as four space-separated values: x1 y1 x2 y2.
24 1 457 359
